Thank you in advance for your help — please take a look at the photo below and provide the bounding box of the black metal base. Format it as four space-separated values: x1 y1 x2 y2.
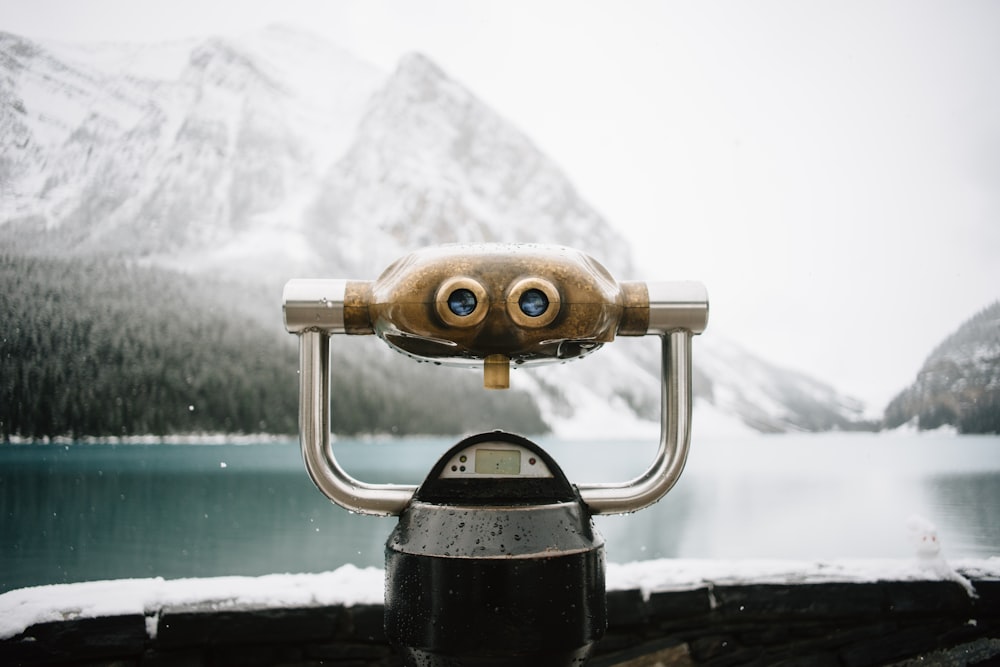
384 433 607 666
385 549 605 666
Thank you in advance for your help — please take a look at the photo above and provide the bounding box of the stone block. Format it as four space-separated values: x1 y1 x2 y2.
346 604 388 643
303 641 394 661
734 622 791 647
712 584 883 619
156 607 339 649
607 589 648 627
971 580 1000 616
646 588 712 620
0 615 146 665
207 642 303 667
884 581 974 616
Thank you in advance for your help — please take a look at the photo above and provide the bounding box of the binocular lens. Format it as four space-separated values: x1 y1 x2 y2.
519 289 549 317
447 289 478 316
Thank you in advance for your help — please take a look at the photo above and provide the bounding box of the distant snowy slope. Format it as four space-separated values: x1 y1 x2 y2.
697 335 871 433
521 334 869 438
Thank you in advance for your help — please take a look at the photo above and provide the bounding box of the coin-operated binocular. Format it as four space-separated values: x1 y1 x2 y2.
283 244 708 666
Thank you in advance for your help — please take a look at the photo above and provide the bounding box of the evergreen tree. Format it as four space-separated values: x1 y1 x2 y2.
1 254 548 440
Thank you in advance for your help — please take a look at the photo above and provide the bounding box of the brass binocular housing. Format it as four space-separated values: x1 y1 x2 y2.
284 243 708 389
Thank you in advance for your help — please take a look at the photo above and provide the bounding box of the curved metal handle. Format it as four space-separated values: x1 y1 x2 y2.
284 279 707 517
287 280 415 517
578 330 693 514
578 281 707 514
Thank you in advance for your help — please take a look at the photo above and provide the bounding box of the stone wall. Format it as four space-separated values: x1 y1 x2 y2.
3 579 999 667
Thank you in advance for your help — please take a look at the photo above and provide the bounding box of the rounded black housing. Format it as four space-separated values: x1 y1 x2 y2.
384 432 607 667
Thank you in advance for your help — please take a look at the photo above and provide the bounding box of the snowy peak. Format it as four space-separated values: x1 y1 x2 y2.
394 51 449 88
306 49 634 276
184 38 284 93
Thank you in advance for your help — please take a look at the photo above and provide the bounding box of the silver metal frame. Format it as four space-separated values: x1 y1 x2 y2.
284 279 708 517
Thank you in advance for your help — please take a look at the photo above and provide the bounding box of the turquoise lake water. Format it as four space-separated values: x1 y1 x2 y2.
2 433 998 593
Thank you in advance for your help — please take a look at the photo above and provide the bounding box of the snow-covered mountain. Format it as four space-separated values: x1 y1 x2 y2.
1 27 380 272
0 27 869 435
304 52 633 277
884 301 1000 433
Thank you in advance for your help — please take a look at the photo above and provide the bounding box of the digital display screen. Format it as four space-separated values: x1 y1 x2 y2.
475 449 521 475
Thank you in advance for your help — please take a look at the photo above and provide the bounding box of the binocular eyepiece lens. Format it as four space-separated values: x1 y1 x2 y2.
447 289 478 317
519 289 549 317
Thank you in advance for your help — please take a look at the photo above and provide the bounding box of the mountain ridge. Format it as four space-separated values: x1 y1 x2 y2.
1 27 874 436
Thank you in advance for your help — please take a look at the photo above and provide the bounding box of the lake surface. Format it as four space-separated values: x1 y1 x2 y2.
2 432 999 594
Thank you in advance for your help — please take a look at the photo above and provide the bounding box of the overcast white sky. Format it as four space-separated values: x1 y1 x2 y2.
6 0 1000 409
